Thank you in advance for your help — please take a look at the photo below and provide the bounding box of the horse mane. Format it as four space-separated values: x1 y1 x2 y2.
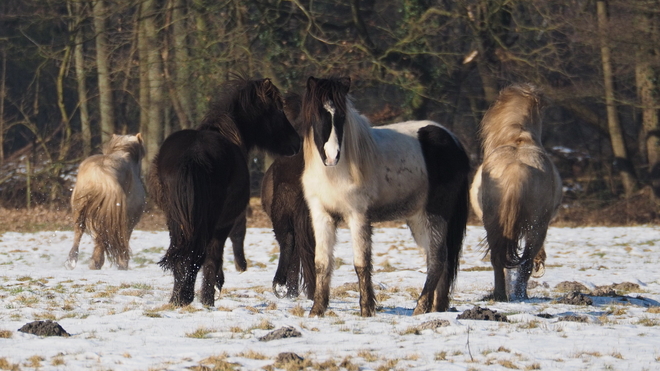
479 83 544 158
343 99 378 184
102 134 145 165
197 76 283 149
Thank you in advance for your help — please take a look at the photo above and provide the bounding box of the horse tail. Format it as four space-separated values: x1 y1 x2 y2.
482 146 530 267
158 162 211 271
418 125 471 287
72 163 131 266
294 194 317 299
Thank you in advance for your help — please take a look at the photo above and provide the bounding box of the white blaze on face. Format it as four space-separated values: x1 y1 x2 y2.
323 100 340 166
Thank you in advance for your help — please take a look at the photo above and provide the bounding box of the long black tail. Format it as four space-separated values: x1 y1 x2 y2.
158 162 213 271
293 194 317 299
418 125 471 288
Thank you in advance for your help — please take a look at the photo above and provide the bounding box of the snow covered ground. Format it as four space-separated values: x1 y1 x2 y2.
1 225 659 370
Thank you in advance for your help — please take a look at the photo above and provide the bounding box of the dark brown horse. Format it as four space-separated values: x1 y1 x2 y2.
148 77 300 307
260 94 316 299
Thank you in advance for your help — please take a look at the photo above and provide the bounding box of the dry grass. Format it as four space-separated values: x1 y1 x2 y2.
186 327 215 339
289 305 306 317
0 330 12 339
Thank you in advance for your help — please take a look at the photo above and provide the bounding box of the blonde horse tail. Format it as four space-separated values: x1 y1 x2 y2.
482 149 527 268
76 178 130 267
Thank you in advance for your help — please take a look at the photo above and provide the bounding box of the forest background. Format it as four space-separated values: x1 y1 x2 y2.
0 0 659 228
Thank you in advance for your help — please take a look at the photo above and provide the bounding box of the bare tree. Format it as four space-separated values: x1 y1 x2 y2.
597 0 637 196
92 0 115 143
141 0 165 167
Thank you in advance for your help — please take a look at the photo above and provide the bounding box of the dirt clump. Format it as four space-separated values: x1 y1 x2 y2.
556 291 593 305
258 326 302 342
457 306 508 322
418 319 451 331
555 281 590 293
18 320 70 337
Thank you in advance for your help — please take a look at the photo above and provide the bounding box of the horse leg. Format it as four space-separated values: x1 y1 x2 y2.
511 228 548 300
169 256 201 306
308 205 336 317
200 226 231 307
532 246 546 278
348 213 375 317
409 214 445 315
65 213 85 270
89 237 106 270
272 218 297 298
229 211 247 272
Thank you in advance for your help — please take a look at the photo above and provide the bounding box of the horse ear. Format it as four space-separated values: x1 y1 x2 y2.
339 77 351 93
263 78 272 88
136 133 143 144
306 76 318 91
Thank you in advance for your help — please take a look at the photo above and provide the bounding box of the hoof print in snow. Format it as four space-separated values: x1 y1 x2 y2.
18 320 70 337
258 326 302 342
418 319 450 331
275 352 304 364
558 314 589 323
556 291 593 305
457 306 508 322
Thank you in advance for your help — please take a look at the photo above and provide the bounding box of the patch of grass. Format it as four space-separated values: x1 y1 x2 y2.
251 319 274 331
51 355 65 366
406 287 420 300
34 312 56 321
265 302 277 310
179 305 203 313
462 266 493 272
399 326 420 336
197 354 239 371
376 261 396 273
646 307 660 314
435 351 447 360
289 305 306 317
610 351 624 359
0 357 19 370
0 330 12 339
236 350 267 360
358 350 378 362
375 359 398 371
637 317 660 327
497 359 520 369
525 363 541 370
186 327 215 339
16 294 39 306
25 355 44 368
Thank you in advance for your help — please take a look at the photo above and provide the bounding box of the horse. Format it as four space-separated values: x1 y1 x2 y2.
147 77 300 307
260 93 316 299
65 133 146 270
299 76 471 317
469 83 562 301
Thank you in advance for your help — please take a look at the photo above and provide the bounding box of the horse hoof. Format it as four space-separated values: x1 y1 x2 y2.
273 283 288 298
309 305 326 318
64 259 76 270
532 263 545 278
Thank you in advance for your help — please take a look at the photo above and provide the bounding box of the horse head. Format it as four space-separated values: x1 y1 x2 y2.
303 76 351 167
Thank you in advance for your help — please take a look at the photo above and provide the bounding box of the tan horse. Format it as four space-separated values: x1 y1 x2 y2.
65 134 146 270
470 84 561 301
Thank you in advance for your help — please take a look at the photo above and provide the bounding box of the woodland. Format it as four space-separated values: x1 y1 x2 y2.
0 0 658 223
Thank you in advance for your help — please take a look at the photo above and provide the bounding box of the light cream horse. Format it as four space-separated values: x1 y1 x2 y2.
470 84 562 301
65 134 146 270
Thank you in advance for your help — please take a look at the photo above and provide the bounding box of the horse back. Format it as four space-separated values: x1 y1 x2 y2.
156 129 250 229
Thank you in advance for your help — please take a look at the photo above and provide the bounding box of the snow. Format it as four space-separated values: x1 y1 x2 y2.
1 225 660 370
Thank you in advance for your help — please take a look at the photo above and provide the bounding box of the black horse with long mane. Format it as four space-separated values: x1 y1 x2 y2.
148 77 300 307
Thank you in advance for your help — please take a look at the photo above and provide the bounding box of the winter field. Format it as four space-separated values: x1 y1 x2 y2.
1 225 660 370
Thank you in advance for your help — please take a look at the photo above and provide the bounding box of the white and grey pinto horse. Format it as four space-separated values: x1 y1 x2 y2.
470 83 562 301
300 76 471 317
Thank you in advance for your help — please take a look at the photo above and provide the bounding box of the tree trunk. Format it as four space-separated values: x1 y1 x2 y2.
634 9 660 200
73 1 91 157
92 0 115 143
597 0 637 196
171 0 194 128
137 5 150 175
0 48 5 165
142 0 165 168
